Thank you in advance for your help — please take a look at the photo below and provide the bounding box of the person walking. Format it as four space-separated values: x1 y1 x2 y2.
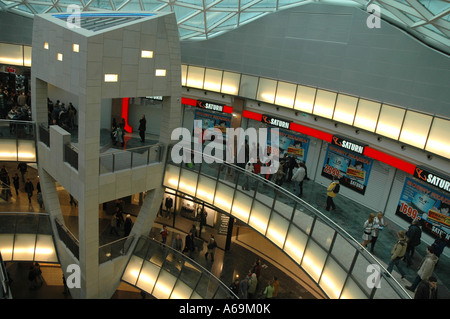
24 178 34 204
406 246 439 292
12 173 19 196
361 213 375 249
109 215 120 236
413 276 438 299
205 234 217 262
263 280 274 299
371 212 389 253
138 114 146 143
385 230 408 279
183 232 196 258
247 271 258 299
172 234 183 252
160 225 168 244
292 161 306 197
326 176 340 211
405 219 422 267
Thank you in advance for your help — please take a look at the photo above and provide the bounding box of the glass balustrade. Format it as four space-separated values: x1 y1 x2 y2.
122 236 238 299
99 143 163 174
0 119 36 162
162 145 411 299
0 213 58 263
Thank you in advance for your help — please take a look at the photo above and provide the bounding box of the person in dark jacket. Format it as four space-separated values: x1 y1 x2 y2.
24 178 34 203
431 232 447 258
414 276 438 299
138 114 146 143
405 219 422 267
123 214 133 237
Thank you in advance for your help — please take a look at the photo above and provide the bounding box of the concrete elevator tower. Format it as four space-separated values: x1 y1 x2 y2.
30 11 181 298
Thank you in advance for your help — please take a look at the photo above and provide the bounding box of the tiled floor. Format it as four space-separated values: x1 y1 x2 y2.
1 132 449 299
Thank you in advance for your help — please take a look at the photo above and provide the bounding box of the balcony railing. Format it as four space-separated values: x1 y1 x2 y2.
99 235 134 264
162 145 411 299
122 236 238 299
38 124 49 147
55 218 79 260
99 143 163 174
64 143 78 170
0 119 36 162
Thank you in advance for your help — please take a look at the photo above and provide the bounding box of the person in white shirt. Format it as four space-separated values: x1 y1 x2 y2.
371 211 389 253
292 161 307 197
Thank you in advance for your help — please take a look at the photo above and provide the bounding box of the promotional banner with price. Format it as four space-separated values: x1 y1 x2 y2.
396 177 450 245
321 144 373 195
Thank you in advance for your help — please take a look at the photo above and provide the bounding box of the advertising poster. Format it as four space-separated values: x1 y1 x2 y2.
396 177 450 245
321 144 373 195
194 109 232 136
258 124 310 163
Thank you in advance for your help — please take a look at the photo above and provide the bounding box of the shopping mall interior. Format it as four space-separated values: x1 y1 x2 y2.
0 0 449 302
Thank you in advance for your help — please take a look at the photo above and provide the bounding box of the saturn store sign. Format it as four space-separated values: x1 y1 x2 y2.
331 136 366 155
261 114 291 129
413 167 450 194
196 100 224 112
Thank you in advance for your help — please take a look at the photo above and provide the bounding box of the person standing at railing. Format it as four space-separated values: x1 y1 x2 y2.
124 214 133 237
138 114 146 143
242 159 254 191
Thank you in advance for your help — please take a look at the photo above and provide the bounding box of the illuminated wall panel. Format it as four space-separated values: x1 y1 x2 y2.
24 45 32 67
354 99 381 132
376 104 406 140
203 68 223 92
275 81 296 108
425 117 450 158
186 66 205 89
313 89 336 119
294 85 316 113
333 94 358 125
0 43 23 66
256 78 277 104
399 111 433 149
12 233 36 261
221 71 240 95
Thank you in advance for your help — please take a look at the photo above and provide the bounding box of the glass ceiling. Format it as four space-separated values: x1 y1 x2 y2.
0 0 449 53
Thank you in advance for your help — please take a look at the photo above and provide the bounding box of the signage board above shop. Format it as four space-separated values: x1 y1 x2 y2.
181 97 233 114
413 166 450 194
331 136 366 155
196 100 224 112
261 114 291 129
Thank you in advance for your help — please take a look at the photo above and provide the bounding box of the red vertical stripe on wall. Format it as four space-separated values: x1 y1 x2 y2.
121 97 133 133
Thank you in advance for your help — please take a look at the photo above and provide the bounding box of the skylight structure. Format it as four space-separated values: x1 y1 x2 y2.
0 0 449 52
